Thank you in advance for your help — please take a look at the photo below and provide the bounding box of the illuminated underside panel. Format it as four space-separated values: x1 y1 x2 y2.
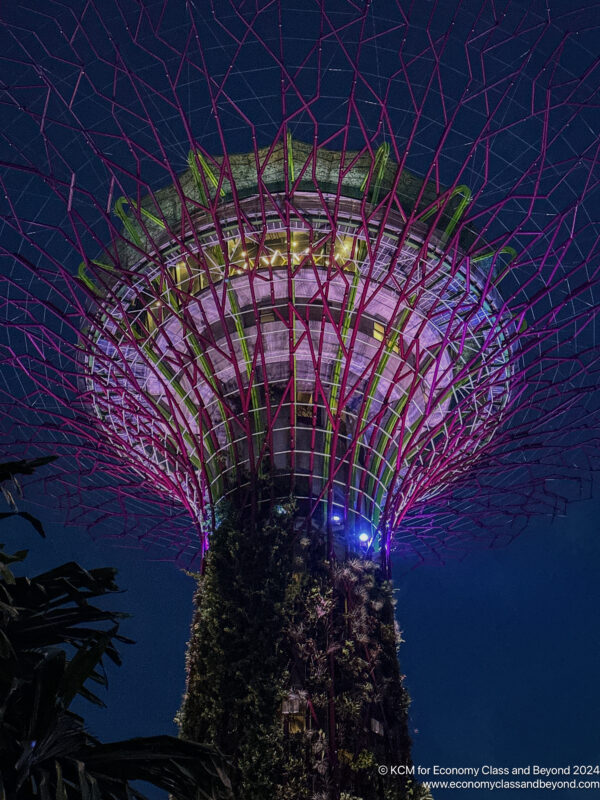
84 143 514 549
2 3 598 565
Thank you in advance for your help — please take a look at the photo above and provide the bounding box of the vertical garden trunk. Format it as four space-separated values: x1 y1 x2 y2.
177 498 430 800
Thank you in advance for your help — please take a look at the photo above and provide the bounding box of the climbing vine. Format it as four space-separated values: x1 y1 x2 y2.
177 494 431 800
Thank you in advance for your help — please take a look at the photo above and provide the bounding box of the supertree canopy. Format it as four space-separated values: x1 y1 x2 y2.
80 137 517 562
1 1 599 562
0 1 599 797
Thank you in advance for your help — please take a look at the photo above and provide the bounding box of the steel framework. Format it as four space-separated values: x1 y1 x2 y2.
82 139 516 561
0 1 599 566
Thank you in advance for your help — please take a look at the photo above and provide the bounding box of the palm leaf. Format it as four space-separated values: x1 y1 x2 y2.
78 736 233 799
0 511 46 538
0 456 58 482
0 457 230 799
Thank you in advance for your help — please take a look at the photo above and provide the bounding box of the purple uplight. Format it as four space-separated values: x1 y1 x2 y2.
0 1 598 569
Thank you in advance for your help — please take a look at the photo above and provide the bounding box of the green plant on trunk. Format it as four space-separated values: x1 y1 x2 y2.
178 490 432 800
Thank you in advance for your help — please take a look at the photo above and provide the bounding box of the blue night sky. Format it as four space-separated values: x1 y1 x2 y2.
6 485 600 799
2 1 600 798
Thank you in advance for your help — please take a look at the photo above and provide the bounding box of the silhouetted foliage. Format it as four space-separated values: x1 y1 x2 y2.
0 456 58 482
0 455 56 536
0 459 232 800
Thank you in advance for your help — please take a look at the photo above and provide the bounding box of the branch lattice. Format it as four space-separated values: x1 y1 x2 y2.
1 0 599 566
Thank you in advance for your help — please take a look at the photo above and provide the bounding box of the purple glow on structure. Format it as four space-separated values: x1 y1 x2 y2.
0 1 598 568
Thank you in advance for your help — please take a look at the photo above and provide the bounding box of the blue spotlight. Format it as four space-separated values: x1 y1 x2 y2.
358 532 370 543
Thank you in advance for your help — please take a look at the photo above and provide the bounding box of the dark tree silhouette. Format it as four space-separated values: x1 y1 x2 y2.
0 461 232 800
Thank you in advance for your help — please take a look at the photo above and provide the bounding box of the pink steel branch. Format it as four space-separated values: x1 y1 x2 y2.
0 1 598 567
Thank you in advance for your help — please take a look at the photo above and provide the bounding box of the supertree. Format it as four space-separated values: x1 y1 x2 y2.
1 1 599 798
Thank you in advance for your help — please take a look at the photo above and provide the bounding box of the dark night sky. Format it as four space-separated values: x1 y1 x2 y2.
6 484 600 799
2 1 599 798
